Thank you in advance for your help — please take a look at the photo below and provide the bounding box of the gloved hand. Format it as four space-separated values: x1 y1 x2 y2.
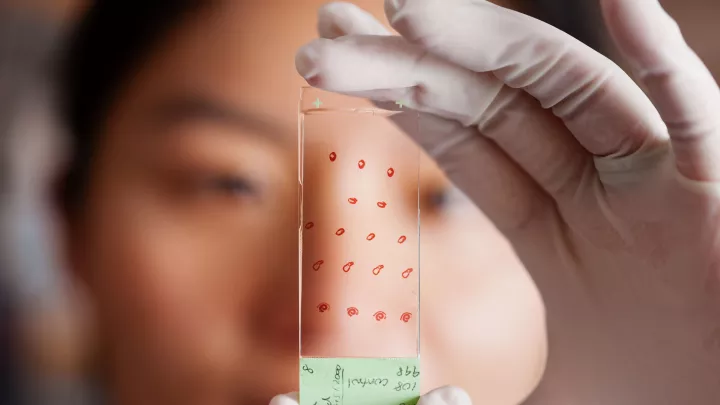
270 387 471 405
296 0 720 403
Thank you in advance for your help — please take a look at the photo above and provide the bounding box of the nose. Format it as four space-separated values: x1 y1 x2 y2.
300 114 419 358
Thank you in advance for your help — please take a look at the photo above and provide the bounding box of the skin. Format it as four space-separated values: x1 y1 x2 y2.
64 1 546 405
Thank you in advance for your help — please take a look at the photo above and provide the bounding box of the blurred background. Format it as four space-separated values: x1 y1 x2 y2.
1 0 719 404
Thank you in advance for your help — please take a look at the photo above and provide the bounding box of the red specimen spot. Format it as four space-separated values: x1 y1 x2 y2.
329 152 337 162
400 312 412 323
377 201 387 208
305 222 314 230
317 302 330 313
358 160 366 169
335 228 345 236
312 260 324 271
387 168 395 177
402 268 414 279
366 233 376 241
397 235 407 244
347 307 359 317
373 311 387 321
348 197 358 204
343 261 355 273
372 265 385 276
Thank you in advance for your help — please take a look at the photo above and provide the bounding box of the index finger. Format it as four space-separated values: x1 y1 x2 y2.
385 0 669 157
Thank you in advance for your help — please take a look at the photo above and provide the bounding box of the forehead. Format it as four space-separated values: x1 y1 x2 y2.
108 2 379 150
125 1 379 135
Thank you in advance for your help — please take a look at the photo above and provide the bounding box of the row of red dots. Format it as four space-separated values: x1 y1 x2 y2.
303 200 388 209
305 222 407 244
312 260 414 279
316 304 412 322
347 198 388 208
329 151 395 177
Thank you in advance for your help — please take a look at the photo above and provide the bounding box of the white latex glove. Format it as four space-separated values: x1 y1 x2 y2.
270 387 471 405
296 0 720 404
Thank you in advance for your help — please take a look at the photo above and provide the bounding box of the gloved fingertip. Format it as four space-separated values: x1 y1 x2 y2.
269 392 299 405
418 386 472 405
319 1 355 14
318 2 356 38
295 42 322 82
318 1 351 23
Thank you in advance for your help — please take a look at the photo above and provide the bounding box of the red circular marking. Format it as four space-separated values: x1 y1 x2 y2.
347 307 359 317
329 152 337 162
400 312 412 323
387 168 395 177
373 311 387 321
377 201 387 208
348 197 358 204
397 235 407 244
312 260 324 271
317 302 330 313
342 261 355 273
335 228 345 236
401 268 414 279
372 264 385 276
305 222 314 230
366 233 376 241
358 160 366 169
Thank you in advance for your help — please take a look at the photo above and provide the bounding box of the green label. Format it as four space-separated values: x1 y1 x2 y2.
300 358 421 405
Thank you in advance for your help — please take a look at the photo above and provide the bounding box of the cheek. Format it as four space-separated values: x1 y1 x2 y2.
421 199 516 325
83 176 298 387
86 195 243 369
419 200 547 398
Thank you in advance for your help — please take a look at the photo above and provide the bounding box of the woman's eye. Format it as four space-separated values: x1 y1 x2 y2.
205 175 259 197
429 188 449 209
424 184 459 215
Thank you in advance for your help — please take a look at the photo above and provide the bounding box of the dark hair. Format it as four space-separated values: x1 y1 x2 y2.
58 0 206 216
520 0 608 55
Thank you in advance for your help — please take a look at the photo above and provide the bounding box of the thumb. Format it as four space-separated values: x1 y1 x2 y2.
418 386 472 405
270 392 299 405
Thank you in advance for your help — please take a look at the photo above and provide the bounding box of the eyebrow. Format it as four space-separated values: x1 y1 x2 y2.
148 94 289 142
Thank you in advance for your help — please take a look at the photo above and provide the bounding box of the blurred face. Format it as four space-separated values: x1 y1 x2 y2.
68 2 546 405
